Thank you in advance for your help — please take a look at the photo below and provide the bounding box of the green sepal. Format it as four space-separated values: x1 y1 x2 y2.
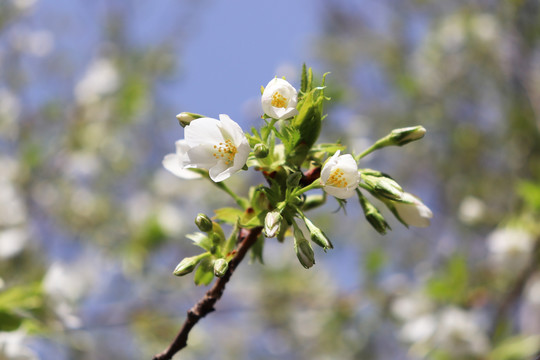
194 257 215 286
186 232 214 252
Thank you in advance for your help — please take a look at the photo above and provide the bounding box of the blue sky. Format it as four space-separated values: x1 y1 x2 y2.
174 0 322 126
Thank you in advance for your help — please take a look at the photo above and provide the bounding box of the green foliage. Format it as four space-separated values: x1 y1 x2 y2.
426 255 469 304
0 283 43 332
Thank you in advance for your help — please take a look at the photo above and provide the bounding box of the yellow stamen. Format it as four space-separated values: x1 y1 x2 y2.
271 91 288 108
212 139 238 165
326 168 348 188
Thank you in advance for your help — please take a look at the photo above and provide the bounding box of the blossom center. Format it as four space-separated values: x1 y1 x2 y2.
326 168 348 188
271 91 288 108
213 139 238 165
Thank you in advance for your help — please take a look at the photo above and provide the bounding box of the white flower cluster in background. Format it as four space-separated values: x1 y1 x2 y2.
487 227 536 274
392 292 489 359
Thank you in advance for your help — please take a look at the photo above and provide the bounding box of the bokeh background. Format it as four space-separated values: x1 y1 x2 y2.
2 0 540 359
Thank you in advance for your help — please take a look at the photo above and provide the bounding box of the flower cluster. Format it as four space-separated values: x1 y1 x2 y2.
163 65 431 278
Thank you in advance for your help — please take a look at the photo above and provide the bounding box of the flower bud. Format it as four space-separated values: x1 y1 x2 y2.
213 258 229 277
176 112 204 127
392 192 433 228
173 256 201 276
195 213 213 232
389 126 426 146
264 211 282 238
254 143 269 158
362 174 403 201
293 226 315 269
303 217 333 250
358 194 391 235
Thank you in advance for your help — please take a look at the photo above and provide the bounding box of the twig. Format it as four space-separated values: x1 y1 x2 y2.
152 226 262 360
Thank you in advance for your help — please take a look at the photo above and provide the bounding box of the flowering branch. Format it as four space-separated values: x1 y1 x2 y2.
156 64 431 356
152 226 262 360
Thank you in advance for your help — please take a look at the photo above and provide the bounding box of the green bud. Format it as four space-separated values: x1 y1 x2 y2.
358 193 391 235
195 213 213 232
303 217 333 250
213 258 229 277
173 256 202 276
362 174 403 201
264 211 282 238
293 226 315 269
389 126 426 146
254 143 269 158
176 112 205 127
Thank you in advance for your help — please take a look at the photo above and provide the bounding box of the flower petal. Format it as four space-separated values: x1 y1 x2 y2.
184 118 223 145
162 153 201 179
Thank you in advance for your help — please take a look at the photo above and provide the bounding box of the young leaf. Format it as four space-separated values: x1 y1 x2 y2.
194 257 214 286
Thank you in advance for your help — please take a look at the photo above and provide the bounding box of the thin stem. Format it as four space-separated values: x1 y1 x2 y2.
292 178 321 197
152 226 263 360
355 142 383 161
212 181 249 209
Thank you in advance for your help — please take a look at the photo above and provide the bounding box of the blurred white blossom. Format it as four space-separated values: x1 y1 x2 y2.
487 227 536 273
0 227 29 259
458 196 486 224
10 0 37 11
0 182 27 226
391 291 434 322
75 58 120 105
0 330 37 360
434 307 489 357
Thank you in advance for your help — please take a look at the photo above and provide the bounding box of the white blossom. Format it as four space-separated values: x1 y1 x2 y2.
75 58 119 105
434 307 489 357
394 192 433 228
261 78 299 120
163 114 251 182
320 151 360 199
0 330 37 360
487 227 535 273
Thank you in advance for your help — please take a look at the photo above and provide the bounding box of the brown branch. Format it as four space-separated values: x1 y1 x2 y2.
152 226 263 360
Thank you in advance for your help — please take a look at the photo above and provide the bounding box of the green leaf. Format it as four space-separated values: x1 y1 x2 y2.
250 235 265 264
186 232 213 252
0 310 23 331
490 335 540 360
426 255 468 303
365 249 387 276
301 63 308 93
194 257 214 286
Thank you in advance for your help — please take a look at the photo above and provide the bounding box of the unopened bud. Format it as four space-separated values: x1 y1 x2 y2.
176 112 205 127
358 193 391 235
362 174 403 201
389 126 426 146
254 143 269 158
213 258 229 277
264 211 282 238
173 256 201 276
303 217 333 250
293 226 315 269
195 213 213 232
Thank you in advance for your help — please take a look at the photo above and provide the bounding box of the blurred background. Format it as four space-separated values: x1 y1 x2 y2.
1 0 540 359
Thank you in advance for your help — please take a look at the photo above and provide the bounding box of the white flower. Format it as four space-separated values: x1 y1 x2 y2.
320 151 360 199
394 193 433 228
434 307 489 357
261 78 299 119
487 227 535 272
162 114 251 182
0 330 37 360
